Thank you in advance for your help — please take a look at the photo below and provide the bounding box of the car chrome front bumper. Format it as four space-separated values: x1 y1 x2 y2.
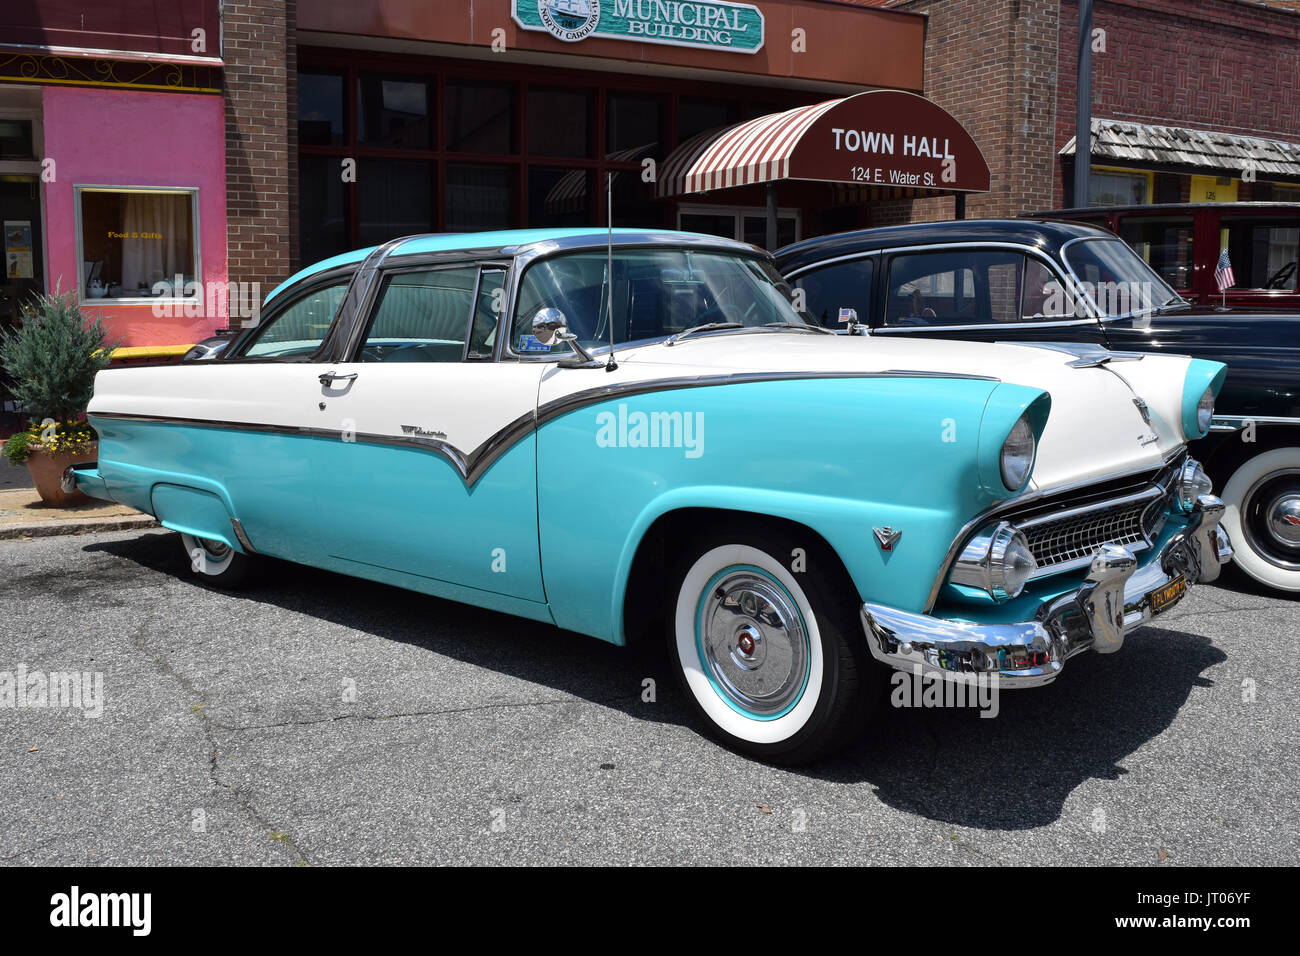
860 495 1231 688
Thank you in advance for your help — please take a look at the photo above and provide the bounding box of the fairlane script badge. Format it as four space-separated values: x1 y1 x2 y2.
401 425 447 440
513 0 765 54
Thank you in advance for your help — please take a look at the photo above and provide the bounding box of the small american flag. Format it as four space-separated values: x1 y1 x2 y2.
1214 249 1235 292
838 307 857 324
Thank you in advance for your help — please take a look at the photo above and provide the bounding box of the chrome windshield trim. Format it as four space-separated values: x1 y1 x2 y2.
1058 235 1183 322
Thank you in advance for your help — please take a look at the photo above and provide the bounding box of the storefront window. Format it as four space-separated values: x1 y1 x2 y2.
0 119 35 160
446 164 514 232
360 159 434 246
445 80 515 154
528 167 589 228
1222 216 1299 291
679 98 732 140
527 86 592 158
358 75 433 149
1088 169 1149 206
1118 215 1195 290
77 188 197 300
299 155 349 265
606 92 661 153
298 72 344 147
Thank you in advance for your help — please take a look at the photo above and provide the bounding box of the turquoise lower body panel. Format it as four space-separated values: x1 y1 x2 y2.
88 415 548 608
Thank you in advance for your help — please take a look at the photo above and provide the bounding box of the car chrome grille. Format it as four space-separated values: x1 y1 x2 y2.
1007 456 1183 578
1021 498 1154 573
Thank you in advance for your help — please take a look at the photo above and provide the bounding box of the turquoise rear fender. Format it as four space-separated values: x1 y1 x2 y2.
536 375 1047 644
150 483 241 553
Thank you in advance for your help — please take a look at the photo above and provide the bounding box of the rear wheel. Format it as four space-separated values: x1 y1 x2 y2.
1220 447 1300 592
180 532 256 589
666 528 876 764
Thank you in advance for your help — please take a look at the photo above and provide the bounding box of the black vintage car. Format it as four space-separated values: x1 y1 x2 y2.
775 219 1300 594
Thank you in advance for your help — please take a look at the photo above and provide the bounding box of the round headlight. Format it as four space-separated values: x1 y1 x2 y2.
1177 457 1214 511
1196 386 1215 435
991 528 1038 601
1000 414 1036 491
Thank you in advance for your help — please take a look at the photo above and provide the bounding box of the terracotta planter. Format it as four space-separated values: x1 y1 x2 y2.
24 441 98 507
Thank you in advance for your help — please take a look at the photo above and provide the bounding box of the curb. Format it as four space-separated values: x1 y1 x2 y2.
0 515 160 540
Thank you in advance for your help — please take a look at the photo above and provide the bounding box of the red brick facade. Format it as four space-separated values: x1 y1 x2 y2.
1055 0 1300 207
223 0 297 298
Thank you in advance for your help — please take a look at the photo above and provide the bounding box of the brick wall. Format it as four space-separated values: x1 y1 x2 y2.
1055 0 1300 206
878 0 1061 223
222 0 297 299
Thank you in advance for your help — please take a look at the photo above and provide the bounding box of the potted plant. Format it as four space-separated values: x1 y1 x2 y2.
0 290 116 505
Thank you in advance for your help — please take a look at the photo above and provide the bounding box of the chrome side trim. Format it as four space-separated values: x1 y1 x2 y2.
1212 414 1300 429
93 369 999 489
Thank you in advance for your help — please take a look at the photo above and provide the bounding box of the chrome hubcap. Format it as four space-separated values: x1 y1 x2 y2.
698 569 809 717
1265 494 1300 547
1243 469 1300 570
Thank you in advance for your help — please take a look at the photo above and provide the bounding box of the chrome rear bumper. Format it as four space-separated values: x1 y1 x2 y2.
860 495 1230 688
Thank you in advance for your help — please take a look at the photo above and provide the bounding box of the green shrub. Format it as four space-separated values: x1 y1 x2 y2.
2 429 35 466
0 289 118 422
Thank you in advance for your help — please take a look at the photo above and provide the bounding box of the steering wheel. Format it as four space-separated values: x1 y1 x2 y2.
1265 261 1296 290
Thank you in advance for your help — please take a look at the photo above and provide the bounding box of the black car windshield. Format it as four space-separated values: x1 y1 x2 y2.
1063 237 1184 318
511 248 814 355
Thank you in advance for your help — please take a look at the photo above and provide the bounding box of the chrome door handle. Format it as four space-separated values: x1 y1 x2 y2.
318 371 358 386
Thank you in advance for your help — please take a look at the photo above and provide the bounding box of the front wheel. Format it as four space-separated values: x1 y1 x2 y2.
666 530 876 764
179 532 257 589
1220 446 1300 592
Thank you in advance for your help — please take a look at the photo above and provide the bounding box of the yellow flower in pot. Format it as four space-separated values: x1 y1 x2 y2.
0 290 118 506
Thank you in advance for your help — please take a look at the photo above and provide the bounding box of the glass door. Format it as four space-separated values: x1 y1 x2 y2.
678 203 800 249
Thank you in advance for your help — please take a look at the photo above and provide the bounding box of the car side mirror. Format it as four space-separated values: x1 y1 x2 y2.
529 306 601 368
531 307 568 346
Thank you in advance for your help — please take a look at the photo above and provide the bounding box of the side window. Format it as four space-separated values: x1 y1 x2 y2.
884 250 1023 326
358 266 478 363
1021 260 1074 319
467 269 505 360
1221 216 1299 292
238 282 349 359
1117 215 1195 291
790 258 875 328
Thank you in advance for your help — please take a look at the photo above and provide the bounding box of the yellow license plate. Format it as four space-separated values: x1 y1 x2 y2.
1148 575 1186 615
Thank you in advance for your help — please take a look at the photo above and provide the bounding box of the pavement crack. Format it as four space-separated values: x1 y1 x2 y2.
127 620 313 866
212 692 641 732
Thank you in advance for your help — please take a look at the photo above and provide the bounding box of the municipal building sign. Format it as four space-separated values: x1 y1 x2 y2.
513 0 765 54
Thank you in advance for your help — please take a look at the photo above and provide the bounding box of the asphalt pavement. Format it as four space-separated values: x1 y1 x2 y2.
1 529 1295 865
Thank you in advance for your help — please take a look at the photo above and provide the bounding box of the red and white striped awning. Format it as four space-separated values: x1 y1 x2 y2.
656 90 990 198
657 100 841 197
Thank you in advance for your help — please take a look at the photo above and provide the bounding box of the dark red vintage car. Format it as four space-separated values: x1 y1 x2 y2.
1028 202 1299 310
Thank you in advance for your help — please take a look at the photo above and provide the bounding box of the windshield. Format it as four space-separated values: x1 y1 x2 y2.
1062 237 1184 319
510 248 813 355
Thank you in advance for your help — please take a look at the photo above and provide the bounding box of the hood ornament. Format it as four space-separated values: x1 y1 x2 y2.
873 526 902 552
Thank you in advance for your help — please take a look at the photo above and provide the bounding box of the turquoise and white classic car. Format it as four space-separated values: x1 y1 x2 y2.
68 229 1231 762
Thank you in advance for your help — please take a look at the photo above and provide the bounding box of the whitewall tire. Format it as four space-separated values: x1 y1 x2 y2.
180 532 256 588
667 530 875 763
1220 446 1300 592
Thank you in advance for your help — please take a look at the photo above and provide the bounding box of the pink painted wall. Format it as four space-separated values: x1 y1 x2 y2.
40 86 227 348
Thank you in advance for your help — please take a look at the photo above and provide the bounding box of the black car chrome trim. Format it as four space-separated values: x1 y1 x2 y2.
92 369 1003 490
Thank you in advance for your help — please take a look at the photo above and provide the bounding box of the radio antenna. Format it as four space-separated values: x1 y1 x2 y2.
605 171 618 371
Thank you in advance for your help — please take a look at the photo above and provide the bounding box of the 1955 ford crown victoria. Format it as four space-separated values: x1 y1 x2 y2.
68 228 1231 762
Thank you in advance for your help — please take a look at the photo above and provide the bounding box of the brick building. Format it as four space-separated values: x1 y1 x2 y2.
876 0 1300 223
3 0 1298 349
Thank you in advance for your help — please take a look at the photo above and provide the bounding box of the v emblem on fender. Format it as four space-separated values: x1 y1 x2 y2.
873 526 902 552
